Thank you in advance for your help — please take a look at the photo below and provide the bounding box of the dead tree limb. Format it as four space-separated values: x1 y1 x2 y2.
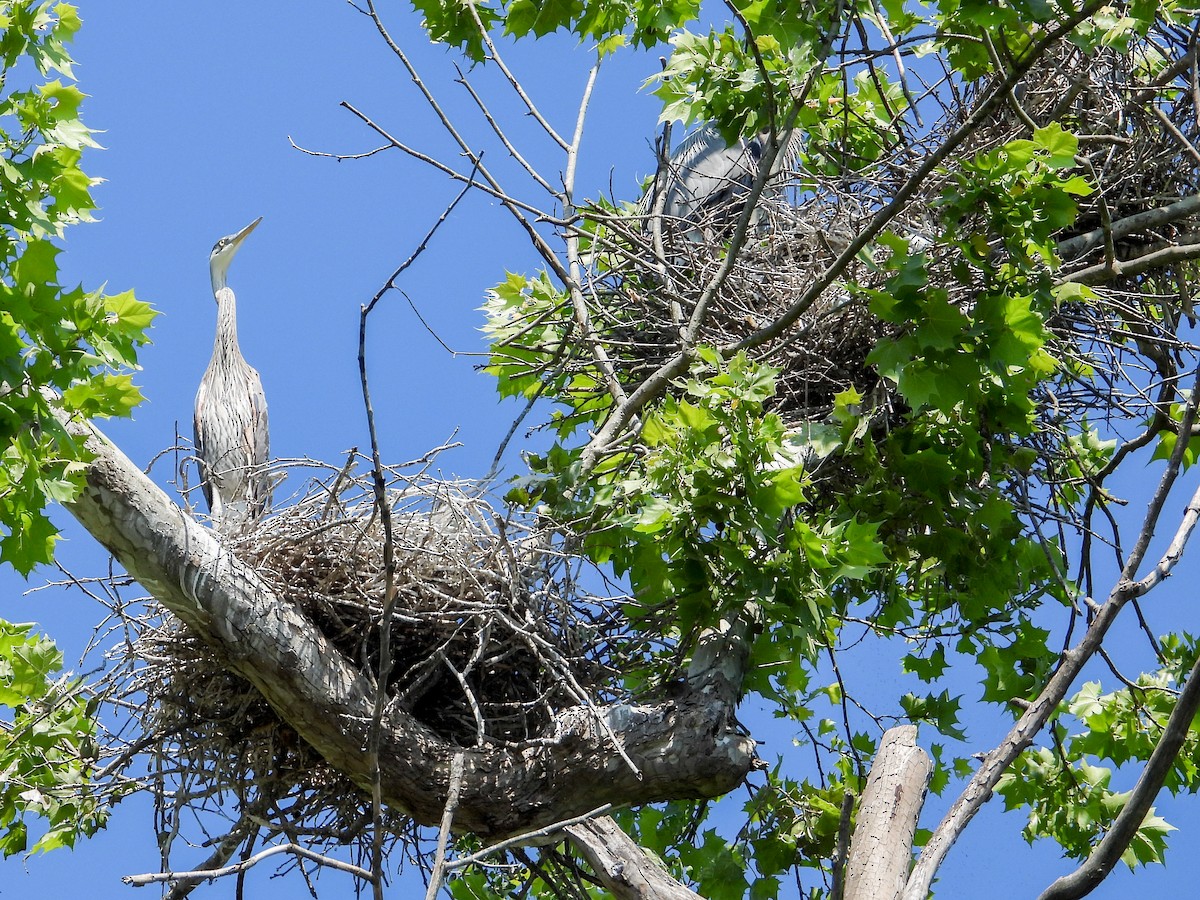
843 726 931 900
1037 641 1200 900
565 816 701 900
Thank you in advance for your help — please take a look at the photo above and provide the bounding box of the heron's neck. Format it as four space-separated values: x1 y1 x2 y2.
212 287 243 361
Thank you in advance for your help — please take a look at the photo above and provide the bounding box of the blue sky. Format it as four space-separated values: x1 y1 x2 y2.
3 3 1200 898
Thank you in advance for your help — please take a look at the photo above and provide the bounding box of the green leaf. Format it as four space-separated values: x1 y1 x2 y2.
0 509 58 575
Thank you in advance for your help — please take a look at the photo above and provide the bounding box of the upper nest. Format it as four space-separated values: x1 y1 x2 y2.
599 32 1200 428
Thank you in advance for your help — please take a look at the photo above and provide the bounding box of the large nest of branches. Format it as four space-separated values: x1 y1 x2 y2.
603 28 1200 428
113 460 625 853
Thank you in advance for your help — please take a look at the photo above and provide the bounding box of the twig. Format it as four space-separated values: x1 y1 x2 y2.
561 57 629 407
358 164 480 900
425 752 466 900
462 0 568 150
444 804 615 872
122 843 375 887
359 1 571 284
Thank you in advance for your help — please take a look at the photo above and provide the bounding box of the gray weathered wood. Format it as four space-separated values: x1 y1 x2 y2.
843 725 932 900
566 817 701 900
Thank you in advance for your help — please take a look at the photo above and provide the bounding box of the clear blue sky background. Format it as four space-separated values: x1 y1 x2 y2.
2 2 1200 898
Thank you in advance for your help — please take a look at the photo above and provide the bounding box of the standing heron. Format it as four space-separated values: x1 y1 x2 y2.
194 216 271 530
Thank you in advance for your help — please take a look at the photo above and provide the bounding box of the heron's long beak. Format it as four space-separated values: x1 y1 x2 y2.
230 216 263 250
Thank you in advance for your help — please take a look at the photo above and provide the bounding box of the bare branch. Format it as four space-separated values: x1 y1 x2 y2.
1058 193 1200 260
1061 237 1200 286
425 752 466 900
122 843 375 888
445 804 615 871
358 165 478 900
565 816 702 900
462 0 569 150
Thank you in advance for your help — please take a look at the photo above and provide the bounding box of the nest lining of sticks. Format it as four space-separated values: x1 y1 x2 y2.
593 31 1200 438
115 460 627 857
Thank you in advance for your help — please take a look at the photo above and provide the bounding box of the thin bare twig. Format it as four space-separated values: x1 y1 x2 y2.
122 843 375 887
359 166 479 900
425 752 467 900
444 804 615 872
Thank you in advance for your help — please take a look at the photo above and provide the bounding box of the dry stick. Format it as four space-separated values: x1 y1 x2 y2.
1191 24 1200 132
453 63 558 196
1061 239 1200 285
461 0 568 150
443 804 615 872
561 58 629 408
1057 193 1200 259
360 2 624 403
646 118 682 322
293 121 551 223
425 752 467 900
122 843 375 887
152 809 261 899
359 168 480 900
1152 103 1200 167
900 362 1200 900
359 1 571 285
1037 489 1200 900
462 3 624 409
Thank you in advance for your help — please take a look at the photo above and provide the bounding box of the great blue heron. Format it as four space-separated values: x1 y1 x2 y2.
194 216 271 530
642 124 802 240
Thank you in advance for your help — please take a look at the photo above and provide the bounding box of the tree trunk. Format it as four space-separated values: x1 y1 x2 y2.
63 416 756 838
843 725 931 900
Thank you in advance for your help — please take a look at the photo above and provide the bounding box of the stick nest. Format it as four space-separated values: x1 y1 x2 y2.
112 460 626 860
595 31 1200 433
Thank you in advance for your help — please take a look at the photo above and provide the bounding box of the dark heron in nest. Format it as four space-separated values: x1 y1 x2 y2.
194 216 271 530
642 124 803 240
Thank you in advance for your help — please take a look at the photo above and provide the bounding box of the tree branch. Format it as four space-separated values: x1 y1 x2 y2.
900 368 1200 900
843 726 930 900
565 816 701 900
1057 194 1200 260
122 842 375 887
1037 631 1200 900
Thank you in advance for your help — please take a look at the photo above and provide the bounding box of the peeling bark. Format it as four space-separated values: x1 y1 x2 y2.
565 816 701 900
64 417 756 838
843 726 931 900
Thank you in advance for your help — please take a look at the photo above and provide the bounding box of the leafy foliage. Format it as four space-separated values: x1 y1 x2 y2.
0 1 155 575
0 0 148 860
0 620 106 856
467 0 1200 884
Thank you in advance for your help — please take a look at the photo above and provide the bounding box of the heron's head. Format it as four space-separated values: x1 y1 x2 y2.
209 216 262 294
